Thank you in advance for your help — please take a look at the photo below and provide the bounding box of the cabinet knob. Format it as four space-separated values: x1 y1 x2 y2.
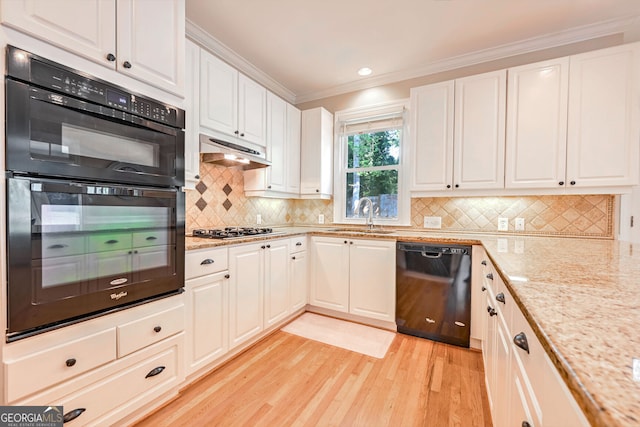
266 244 271 248
123 61 132 69
145 366 166 378
195 174 200 180
344 240 348 244
522 422 532 427
486 273 493 280
292 256 296 260
153 326 162 333
267 185 272 189
481 260 487 266
234 130 240 135
316 189 320 192
261 245 266 249
240 133 245 137
487 306 497 317
570 180 576 186
513 332 530 354
63 408 86 423
106 53 116 62
495 293 505 304
481 286 487 292
349 241 353 244
200 258 215 265
224 274 230 279
559 181 564 186
455 184 459 188
446 184 451 189
65 358 77 367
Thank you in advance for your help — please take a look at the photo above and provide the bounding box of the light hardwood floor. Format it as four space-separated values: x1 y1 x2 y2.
135 330 493 427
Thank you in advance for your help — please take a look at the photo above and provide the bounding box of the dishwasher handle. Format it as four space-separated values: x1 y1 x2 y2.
421 251 442 259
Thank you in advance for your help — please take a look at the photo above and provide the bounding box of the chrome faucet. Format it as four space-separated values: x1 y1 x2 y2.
358 197 375 229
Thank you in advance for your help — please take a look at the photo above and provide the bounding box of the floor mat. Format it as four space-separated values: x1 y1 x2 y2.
281 312 396 359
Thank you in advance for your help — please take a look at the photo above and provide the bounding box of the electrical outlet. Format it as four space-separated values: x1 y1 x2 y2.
256 214 262 225
515 217 525 231
423 216 442 229
318 214 325 224
498 217 509 231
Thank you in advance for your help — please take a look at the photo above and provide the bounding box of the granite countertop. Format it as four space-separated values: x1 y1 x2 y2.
185 226 640 427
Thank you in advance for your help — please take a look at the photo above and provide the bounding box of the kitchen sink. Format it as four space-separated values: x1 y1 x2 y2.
329 227 395 234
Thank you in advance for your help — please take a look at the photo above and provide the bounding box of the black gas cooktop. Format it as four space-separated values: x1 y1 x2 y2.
191 227 276 239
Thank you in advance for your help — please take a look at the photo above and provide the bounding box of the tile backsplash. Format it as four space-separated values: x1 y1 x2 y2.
186 163 614 239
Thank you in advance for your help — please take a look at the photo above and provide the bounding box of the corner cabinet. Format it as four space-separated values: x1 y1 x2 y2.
310 236 395 323
300 107 334 199
1 0 186 96
199 49 267 149
244 93 302 198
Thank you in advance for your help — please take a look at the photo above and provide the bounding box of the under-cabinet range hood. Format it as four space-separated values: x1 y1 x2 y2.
199 134 271 170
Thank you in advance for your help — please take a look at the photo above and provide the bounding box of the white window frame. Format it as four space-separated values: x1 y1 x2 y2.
333 100 411 226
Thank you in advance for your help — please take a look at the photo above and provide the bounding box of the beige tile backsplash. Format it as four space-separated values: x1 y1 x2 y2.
186 163 614 239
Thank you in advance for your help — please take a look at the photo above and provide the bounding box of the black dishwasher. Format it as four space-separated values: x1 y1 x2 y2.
396 242 472 347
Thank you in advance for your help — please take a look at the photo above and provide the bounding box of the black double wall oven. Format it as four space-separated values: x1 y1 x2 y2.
5 46 185 341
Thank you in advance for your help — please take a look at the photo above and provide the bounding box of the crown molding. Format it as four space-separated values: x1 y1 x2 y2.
294 14 640 104
186 19 297 104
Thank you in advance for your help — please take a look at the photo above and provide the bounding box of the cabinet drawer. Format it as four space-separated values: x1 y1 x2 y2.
5 328 117 403
56 339 181 426
289 236 307 253
133 229 170 247
186 247 229 279
40 235 86 258
88 233 132 253
117 305 185 357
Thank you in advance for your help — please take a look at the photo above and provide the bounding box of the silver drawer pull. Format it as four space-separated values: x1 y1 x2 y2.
514 332 530 354
65 358 76 367
63 408 86 423
145 366 166 378
200 258 214 265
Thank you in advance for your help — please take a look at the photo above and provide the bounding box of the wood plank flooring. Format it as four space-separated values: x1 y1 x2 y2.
135 329 493 427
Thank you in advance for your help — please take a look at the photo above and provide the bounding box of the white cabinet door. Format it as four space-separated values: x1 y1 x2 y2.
200 49 238 138
310 237 349 312
290 251 308 312
228 243 263 350
1 0 116 67
185 271 228 375
348 239 395 322
454 70 506 190
300 107 333 198
238 74 267 146
183 39 200 189
567 43 640 187
506 58 569 189
264 239 290 328
286 103 302 195
116 0 185 95
265 92 288 193
409 81 455 191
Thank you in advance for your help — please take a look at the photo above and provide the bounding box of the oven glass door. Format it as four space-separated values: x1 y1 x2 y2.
6 80 183 187
7 176 184 338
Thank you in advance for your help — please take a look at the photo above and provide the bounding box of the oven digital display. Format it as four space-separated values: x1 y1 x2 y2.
106 89 129 108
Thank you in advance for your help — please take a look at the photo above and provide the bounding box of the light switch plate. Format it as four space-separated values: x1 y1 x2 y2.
318 214 325 224
423 216 442 229
515 217 525 231
498 217 509 231
256 214 262 225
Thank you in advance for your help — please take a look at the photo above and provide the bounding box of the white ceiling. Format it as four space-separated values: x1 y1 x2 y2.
185 0 640 104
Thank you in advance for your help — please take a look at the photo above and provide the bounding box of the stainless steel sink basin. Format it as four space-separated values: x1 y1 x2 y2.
329 227 395 234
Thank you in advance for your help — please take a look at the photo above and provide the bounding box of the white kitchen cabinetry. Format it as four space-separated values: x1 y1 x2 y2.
4 296 184 425
200 50 267 148
478 255 589 427
454 70 506 190
310 236 395 323
1 0 185 96
184 247 229 377
289 236 308 312
300 107 333 199
228 239 289 350
183 39 201 189
244 93 302 198
409 70 506 192
566 42 640 188
409 81 455 191
505 58 569 189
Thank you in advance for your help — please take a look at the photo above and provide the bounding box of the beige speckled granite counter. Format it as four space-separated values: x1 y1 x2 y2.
186 227 640 427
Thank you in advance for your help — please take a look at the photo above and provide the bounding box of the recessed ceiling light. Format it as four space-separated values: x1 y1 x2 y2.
358 67 372 76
